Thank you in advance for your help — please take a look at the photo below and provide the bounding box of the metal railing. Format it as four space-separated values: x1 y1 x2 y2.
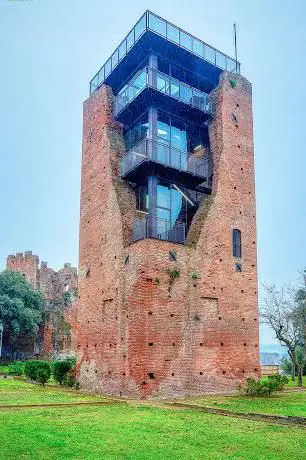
90 11 240 94
133 214 186 244
114 67 211 116
121 138 211 181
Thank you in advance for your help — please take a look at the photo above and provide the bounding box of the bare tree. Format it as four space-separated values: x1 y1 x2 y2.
261 284 300 382
293 272 306 386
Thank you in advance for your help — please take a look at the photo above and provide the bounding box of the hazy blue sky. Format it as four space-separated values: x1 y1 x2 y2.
0 0 305 347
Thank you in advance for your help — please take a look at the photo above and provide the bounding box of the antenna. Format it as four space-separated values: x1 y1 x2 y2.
233 23 238 73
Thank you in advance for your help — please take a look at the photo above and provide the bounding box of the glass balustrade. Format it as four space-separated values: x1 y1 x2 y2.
90 11 240 94
121 138 210 181
114 67 211 116
133 214 186 244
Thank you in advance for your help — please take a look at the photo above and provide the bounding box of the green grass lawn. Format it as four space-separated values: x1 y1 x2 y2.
185 391 306 417
0 379 305 459
285 376 306 387
0 404 305 460
0 378 107 405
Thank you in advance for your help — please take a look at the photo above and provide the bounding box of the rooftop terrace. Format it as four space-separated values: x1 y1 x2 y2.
90 11 240 95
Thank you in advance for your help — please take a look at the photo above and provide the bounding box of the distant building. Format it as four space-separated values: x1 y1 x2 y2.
261 365 280 376
5 251 77 359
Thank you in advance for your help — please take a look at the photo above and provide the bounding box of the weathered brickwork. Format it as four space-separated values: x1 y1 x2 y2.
76 72 260 398
6 252 78 358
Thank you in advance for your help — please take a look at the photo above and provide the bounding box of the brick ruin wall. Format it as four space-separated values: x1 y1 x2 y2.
6 252 78 359
76 72 260 398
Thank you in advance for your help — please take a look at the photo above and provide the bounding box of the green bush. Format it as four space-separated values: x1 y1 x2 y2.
63 366 77 388
7 362 24 376
267 374 289 391
239 375 289 397
24 360 51 382
24 361 37 380
53 359 75 385
36 367 50 386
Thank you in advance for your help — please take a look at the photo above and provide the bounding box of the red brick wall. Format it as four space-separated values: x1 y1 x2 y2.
76 72 260 398
7 251 39 289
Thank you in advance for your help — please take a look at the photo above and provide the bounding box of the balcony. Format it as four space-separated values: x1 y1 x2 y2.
114 67 211 122
133 214 186 244
90 11 240 95
121 138 212 190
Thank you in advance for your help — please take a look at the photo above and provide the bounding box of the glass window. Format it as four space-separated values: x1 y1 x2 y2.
171 122 187 152
157 119 170 143
171 119 187 170
157 184 171 209
205 45 215 64
118 41 126 61
170 63 185 82
232 229 242 258
149 13 166 37
188 126 207 154
171 187 183 224
136 186 148 213
135 14 146 40
156 115 170 164
132 69 147 95
193 38 204 57
180 83 192 104
156 142 169 165
104 59 111 78
180 31 192 51
126 30 134 51
111 50 119 69
157 56 170 74
124 113 149 150
192 89 207 111
170 79 180 98
216 52 227 70
156 73 169 94
167 23 179 44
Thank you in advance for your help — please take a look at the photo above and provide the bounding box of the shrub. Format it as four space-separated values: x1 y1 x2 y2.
24 360 51 382
53 359 76 385
8 362 24 376
24 361 37 380
239 375 289 397
63 366 77 388
36 367 51 386
53 360 72 385
267 374 289 391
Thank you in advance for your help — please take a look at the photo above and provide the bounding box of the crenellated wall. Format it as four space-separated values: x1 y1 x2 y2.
6 252 78 359
76 72 260 398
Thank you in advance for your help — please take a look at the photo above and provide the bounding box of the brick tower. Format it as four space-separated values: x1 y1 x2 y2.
77 11 260 398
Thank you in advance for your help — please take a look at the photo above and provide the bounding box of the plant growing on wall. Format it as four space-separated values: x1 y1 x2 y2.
167 268 180 295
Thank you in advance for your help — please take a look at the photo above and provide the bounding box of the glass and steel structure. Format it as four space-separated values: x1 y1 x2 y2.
90 11 240 94
114 67 211 116
91 12 238 244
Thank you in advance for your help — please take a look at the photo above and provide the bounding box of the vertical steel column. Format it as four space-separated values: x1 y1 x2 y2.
147 54 159 239
148 176 158 238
